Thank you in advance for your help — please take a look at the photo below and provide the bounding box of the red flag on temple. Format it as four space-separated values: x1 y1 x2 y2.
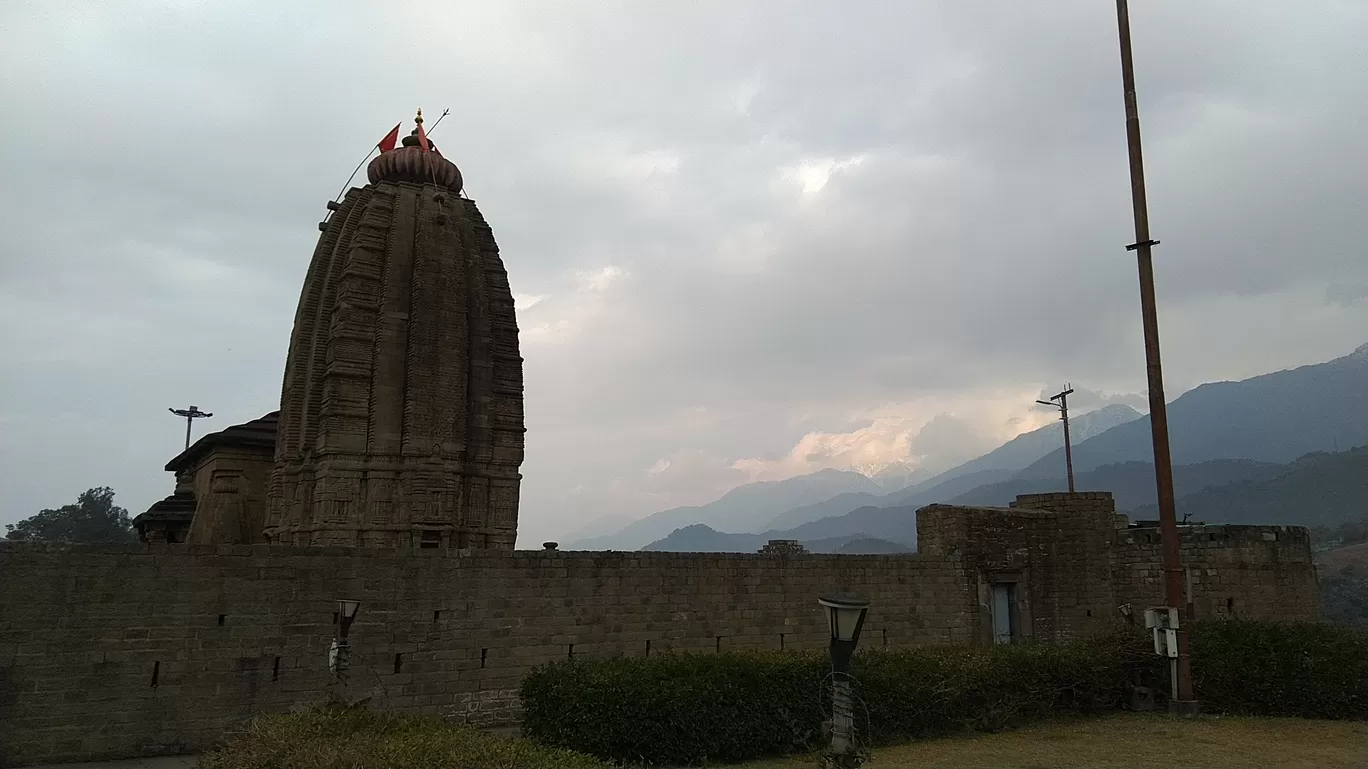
417 119 430 152
377 122 401 153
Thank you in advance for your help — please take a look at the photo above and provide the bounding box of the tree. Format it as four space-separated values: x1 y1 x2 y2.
5 487 137 542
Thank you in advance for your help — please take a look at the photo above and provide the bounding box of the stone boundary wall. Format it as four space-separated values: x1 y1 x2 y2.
1112 524 1320 621
0 543 974 767
0 499 1321 767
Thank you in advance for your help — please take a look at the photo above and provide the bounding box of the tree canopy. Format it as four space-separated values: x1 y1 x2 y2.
5 486 137 542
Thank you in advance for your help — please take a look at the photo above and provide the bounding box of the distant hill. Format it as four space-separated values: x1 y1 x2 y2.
640 523 914 554
643 504 922 553
946 458 1283 511
1018 343 1368 479
640 447 1365 553
782 505 920 548
641 524 765 553
885 467 1016 509
1312 515 1368 627
836 537 915 554
554 514 636 544
896 404 1141 499
764 491 887 531
861 461 932 492
564 468 881 550
1131 446 1367 527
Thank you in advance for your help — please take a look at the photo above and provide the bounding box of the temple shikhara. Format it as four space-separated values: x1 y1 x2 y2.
135 112 525 549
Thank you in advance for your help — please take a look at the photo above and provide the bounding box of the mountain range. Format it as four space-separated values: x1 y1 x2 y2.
565 468 881 551
567 342 1367 552
643 446 1365 552
886 402 1143 505
1132 445 1367 527
1017 342 1368 478
638 525 914 554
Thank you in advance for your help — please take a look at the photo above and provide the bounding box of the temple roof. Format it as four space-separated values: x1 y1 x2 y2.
165 411 278 472
366 113 463 191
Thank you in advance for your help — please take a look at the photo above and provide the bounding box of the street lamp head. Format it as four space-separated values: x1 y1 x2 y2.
338 599 362 619
818 595 870 645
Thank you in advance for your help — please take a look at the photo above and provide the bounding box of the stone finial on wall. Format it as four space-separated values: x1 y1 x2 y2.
758 539 807 555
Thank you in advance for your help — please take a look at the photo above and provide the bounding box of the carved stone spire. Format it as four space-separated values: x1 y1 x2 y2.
266 132 524 549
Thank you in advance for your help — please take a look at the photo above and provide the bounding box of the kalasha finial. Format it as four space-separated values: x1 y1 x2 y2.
368 107 461 190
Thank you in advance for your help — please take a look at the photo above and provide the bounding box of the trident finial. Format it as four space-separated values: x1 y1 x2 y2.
415 107 424 125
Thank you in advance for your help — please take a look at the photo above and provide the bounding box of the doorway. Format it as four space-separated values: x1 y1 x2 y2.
991 583 1015 644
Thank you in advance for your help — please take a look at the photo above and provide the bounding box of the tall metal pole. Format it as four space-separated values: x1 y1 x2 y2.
1036 386 1076 492
1059 390 1075 493
168 406 213 450
1114 0 1195 713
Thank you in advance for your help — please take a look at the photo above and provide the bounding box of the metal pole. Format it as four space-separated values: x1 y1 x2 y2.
1114 0 1195 713
830 672 854 757
169 406 213 450
1036 387 1075 492
1060 390 1075 492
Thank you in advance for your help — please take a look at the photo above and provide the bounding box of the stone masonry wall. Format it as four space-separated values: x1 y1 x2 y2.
919 493 1119 644
0 543 974 767
917 494 1318 641
185 447 273 546
1112 524 1320 621
0 496 1320 767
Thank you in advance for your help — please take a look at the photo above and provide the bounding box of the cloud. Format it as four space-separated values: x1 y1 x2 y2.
1 1 1366 547
642 448 746 498
1034 387 1149 415
731 387 1068 483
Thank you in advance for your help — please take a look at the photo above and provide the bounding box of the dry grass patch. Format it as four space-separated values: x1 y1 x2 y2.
743 713 1368 769
196 706 607 769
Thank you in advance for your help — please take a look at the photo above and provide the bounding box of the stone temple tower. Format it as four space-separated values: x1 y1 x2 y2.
265 113 525 549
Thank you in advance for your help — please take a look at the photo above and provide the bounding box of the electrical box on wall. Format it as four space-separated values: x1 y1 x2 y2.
1144 606 1179 658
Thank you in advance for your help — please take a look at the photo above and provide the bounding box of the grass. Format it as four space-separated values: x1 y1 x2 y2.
739 713 1368 769
196 706 608 769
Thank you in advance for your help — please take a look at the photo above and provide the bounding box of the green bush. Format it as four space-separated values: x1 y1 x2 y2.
521 629 1148 766
1189 620 1368 720
855 629 1152 741
520 649 828 765
522 623 1368 765
197 705 607 769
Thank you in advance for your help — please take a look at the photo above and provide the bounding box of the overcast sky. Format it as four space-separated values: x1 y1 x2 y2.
2 1 1365 546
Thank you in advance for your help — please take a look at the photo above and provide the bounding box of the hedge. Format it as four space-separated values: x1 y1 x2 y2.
521 628 1151 765
197 705 607 769
1189 620 1367 720
854 630 1151 741
520 649 829 765
521 622 1368 766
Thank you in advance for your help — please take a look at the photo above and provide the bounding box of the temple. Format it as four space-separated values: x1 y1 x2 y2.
135 112 526 549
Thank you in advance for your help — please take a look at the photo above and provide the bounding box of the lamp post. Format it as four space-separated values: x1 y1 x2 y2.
818 595 870 767
168 405 213 450
329 599 361 688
